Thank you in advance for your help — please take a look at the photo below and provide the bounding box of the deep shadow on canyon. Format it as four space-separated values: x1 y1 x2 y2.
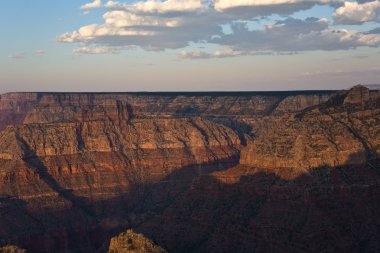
1 153 379 253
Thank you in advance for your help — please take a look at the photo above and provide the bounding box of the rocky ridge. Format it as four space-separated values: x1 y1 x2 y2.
240 85 380 173
0 91 334 130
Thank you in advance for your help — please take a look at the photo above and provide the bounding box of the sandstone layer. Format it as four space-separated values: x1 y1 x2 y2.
0 116 240 252
241 85 380 172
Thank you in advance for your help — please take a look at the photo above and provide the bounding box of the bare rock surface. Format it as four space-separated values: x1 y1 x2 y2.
241 86 380 172
108 230 167 253
0 91 334 130
0 246 26 253
0 88 379 253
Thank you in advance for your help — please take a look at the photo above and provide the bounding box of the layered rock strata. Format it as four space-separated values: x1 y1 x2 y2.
0 87 379 253
0 116 240 252
135 86 380 253
241 85 380 172
0 91 334 130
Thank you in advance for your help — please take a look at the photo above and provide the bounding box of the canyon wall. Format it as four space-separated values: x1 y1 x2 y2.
0 91 334 130
0 87 379 253
240 85 380 172
0 116 240 252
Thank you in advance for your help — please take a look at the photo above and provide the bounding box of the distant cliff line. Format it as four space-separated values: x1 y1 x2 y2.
0 90 338 97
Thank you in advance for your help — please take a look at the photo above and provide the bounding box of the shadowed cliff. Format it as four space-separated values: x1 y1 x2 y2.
136 158 380 253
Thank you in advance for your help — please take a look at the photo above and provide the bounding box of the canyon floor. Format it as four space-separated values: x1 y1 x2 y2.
0 85 379 253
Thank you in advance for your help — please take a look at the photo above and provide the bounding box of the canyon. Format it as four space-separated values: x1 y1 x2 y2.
0 86 379 252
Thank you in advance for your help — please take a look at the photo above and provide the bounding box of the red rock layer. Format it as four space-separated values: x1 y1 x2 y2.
134 86 380 253
0 93 39 131
0 117 240 252
0 91 334 130
240 85 380 172
0 87 379 253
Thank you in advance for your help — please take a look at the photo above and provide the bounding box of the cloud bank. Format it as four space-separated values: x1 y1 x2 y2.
58 0 380 56
334 1 380 24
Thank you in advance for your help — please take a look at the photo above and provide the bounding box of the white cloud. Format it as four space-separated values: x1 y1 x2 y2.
103 10 182 27
8 53 26 59
58 0 380 55
177 48 286 59
73 46 122 54
104 1 121 8
334 1 380 25
130 0 205 13
105 0 206 13
178 48 244 59
81 0 102 10
214 0 342 11
57 23 156 43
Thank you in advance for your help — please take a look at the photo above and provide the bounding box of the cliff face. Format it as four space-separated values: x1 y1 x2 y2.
0 117 241 209
0 117 240 160
0 93 39 131
240 86 380 172
0 112 241 252
0 88 379 253
134 87 380 253
0 91 333 129
137 161 380 253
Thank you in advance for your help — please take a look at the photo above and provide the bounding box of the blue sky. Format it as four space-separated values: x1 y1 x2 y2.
1 0 380 92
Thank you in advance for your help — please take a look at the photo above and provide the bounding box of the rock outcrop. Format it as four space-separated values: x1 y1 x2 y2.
0 246 26 253
240 86 380 172
108 230 167 253
343 84 371 105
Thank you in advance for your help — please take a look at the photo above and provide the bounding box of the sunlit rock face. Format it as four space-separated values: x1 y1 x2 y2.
343 84 371 105
0 246 26 253
240 85 380 173
0 88 379 253
0 116 240 252
108 230 167 253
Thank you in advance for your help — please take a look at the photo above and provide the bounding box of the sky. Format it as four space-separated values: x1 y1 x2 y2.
0 0 380 92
